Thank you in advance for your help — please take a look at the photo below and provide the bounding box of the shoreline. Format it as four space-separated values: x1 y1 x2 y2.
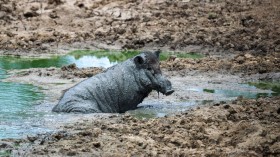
1 96 279 156
1 49 279 157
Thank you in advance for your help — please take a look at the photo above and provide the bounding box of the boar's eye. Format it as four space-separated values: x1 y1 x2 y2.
147 67 155 75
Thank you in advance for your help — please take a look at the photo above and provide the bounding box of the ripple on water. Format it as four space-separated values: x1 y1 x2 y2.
128 100 200 119
0 69 6 79
0 81 45 139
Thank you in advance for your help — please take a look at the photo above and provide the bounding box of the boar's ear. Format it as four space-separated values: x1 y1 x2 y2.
134 55 145 67
154 50 161 59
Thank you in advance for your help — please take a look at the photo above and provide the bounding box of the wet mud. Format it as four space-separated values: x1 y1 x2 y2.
1 96 279 156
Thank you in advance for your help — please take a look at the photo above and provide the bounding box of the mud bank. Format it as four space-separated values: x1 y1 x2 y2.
0 0 279 55
0 96 279 156
162 52 280 75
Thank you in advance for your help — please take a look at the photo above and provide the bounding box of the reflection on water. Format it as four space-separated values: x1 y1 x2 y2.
128 100 199 119
71 55 117 68
202 88 275 99
69 50 140 63
70 50 204 61
0 55 117 70
188 82 279 99
0 69 6 79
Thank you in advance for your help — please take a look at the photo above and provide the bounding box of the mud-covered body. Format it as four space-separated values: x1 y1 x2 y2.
52 51 173 113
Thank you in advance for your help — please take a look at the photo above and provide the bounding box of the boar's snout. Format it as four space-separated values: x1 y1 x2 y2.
155 74 174 96
165 90 174 96
162 79 174 96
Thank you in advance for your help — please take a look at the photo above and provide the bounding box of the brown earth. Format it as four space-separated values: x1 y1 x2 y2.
161 52 280 75
0 0 280 55
19 63 104 79
1 96 279 156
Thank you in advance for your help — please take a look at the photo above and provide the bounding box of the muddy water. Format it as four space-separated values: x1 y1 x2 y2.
0 68 46 139
0 51 139 139
0 51 123 139
128 81 280 119
0 51 279 139
0 81 44 139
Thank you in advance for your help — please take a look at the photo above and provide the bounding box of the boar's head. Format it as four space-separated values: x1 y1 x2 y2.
133 50 174 96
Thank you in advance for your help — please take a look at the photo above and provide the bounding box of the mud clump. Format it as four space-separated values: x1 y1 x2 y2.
161 52 280 75
0 0 17 23
60 64 104 78
14 65 103 79
4 96 279 156
0 0 279 54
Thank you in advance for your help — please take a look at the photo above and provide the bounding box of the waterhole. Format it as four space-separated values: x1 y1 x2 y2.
0 50 279 138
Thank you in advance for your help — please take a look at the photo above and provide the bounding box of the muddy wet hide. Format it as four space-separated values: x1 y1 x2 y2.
154 74 174 96
52 50 174 113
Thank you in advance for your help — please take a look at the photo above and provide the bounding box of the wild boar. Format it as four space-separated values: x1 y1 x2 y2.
52 50 174 113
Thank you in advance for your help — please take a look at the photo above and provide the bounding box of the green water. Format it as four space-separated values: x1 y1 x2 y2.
0 68 45 139
0 50 203 70
0 53 115 69
192 84 278 99
0 150 11 157
202 88 276 99
248 81 280 96
202 82 280 98
70 50 204 62
0 69 6 79
0 50 204 139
